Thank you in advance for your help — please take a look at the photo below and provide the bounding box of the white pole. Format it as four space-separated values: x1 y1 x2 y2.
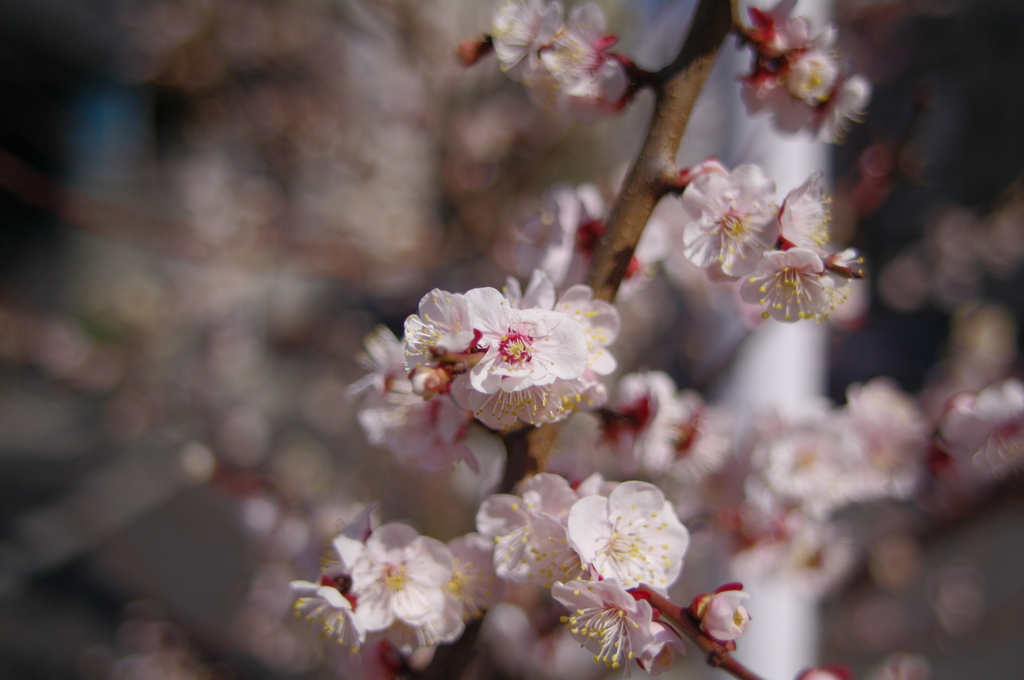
723 2 833 678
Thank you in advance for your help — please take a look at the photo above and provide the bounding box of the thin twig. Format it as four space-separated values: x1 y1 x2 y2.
638 585 769 680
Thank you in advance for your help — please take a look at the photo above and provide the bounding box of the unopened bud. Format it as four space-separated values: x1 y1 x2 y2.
679 158 728 186
693 585 751 642
409 365 451 398
457 36 493 66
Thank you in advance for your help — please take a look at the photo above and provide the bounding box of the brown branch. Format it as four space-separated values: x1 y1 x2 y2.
638 586 769 680
587 0 739 302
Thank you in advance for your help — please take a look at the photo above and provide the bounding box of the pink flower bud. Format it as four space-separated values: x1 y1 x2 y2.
457 37 494 66
697 588 751 642
409 365 451 398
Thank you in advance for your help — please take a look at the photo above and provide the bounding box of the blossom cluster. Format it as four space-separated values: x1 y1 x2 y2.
347 269 620 471
603 369 733 483
506 182 668 298
750 378 931 518
403 270 620 430
672 161 865 322
470 0 872 141
477 472 690 675
349 325 480 473
940 378 1024 477
486 0 630 120
287 475 697 677
290 507 502 660
739 0 871 142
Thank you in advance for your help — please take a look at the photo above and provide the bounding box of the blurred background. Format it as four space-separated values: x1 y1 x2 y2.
1 0 1022 678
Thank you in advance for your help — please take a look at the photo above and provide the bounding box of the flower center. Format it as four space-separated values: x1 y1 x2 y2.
499 331 533 366
720 212 750 238
384 563 407 591
565 604 636 670
673 413 701 457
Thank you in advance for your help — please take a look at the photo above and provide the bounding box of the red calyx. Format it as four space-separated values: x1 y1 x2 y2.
714 582 744 594
625 255 642 279
576 219 606 256
628 588 652 603
469 328 484 352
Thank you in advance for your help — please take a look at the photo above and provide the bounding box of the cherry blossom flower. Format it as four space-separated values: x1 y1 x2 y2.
357 394 479 472
526 511 591 587
507 186 666 294
745 0 810 58
783 33 840 105
940 378 1024 475
552 578 657 675
751 408 861 517
291 580 365 653
453 374 584 430
739 4 871 142
692 585 751 642
289 506 378 655
843 378 929 501
465 286 589 394
476 472 579 580
815 75 871 143
446 533 504 620
575 470 620 498
779 172 830 255
525 60 626 121
635 620 686 676
491 0 563 82
641 388 732 484
501 268 556 311
567 481 690 589
604 370 676 470
451 272 593 428
350 523 453 633
511 184 601 286
540 4 627 103
679 164 780 278
386 609 464 653
551 285 620 376
730 508 856 594
740 248 845 322
741 70 815 133
404 289 475 371
606 370 731 482
348 326 409 398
